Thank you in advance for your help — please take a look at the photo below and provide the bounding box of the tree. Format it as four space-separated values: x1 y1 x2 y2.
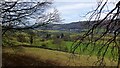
71 0 120 67
28 30 36 45
0 0 60 35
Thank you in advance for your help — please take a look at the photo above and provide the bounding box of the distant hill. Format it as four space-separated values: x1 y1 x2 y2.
38 21 94 32
38 20 120 33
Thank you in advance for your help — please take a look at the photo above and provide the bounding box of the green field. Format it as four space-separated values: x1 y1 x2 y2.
2 30 119 66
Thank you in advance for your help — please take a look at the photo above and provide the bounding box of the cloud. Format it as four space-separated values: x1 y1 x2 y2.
52 2 96 23
54 0 119 3
54 0 95 2
53 0 119 23
57 3 94 12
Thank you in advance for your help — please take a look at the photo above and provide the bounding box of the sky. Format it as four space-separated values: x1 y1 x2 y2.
50 0 119 23
4 0 119 24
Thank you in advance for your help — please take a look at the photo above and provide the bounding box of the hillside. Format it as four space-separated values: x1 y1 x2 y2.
38 20 120 33
38 21 92 32
3 47 117 67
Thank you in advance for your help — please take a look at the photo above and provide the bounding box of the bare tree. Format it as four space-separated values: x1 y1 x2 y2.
71 0 120 67
0 0 60 35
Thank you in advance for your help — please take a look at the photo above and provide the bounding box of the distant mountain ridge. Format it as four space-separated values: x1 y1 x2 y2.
37 20 120 33
38 21 94 32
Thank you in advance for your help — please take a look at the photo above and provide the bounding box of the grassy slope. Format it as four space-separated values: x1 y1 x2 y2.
3 47 117 66
3 30 119 59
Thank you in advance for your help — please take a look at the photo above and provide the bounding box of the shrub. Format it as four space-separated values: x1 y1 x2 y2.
16 33 29 43
63 35 71 41
52 38 68 51
41 43 47 48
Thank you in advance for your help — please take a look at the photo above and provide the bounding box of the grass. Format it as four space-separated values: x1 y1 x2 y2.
66 41 118 60
3 47 117 66
3 29 119 64
3 36 118 60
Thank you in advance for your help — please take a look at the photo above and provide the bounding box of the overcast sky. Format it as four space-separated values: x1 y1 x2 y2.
51 0 119 23
5 0 119 23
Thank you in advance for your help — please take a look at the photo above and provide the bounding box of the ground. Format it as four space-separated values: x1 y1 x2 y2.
2 47 117 67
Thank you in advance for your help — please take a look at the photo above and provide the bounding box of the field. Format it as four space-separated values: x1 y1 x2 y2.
3 47 117 66
2 30 119 66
